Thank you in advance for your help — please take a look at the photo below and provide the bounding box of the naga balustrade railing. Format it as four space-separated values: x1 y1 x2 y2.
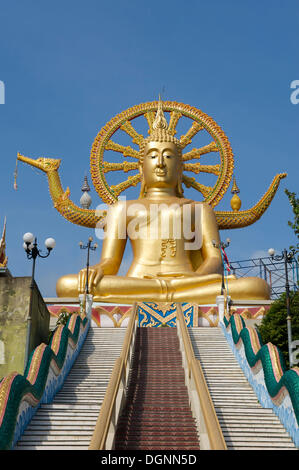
88 302 138 450
176 303 227 450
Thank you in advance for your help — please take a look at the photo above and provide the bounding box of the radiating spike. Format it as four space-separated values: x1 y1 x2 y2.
110 174 141 197
180 122 204 148
182 175 213 198
102 161 139 173
183 163 220 176
105 140 140 159
120 121 144 145
167 110 182 136
144 111 156 134
123 161 139 172
182 141 219 161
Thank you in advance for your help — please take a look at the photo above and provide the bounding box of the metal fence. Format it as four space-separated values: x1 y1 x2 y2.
227 256 299 299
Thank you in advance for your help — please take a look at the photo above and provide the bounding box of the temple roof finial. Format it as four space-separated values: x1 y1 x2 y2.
80 175 92 209
231 176 240 194
0 217 8 267
230 176 241 211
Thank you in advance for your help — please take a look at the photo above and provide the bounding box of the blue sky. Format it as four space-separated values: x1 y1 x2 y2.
0 0 298 297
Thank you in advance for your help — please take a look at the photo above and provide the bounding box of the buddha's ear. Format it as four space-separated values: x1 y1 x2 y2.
139 180 147 199
176 163 184 197
138 161 146 198
176 179 184 197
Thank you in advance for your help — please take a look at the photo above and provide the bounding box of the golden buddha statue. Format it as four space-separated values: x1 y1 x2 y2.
17 99 287 304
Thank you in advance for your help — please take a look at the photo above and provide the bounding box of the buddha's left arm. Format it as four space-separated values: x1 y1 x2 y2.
195 203 223 276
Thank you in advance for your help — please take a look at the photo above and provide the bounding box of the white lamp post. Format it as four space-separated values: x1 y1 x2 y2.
23 233 55 286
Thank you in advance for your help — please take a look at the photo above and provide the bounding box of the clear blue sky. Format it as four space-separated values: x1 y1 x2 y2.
0 0 298 297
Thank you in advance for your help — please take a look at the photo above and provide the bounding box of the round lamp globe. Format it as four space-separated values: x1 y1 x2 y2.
45 238 56 250
23 232 34 244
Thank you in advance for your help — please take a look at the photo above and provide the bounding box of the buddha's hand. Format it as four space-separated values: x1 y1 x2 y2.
78 265 104 294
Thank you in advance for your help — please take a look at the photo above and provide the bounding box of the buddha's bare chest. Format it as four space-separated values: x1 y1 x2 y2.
126 203 202 268
126 204 198 240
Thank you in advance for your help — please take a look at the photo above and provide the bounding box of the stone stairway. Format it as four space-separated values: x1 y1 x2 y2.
189 327 297 450
14 327 127 450
114 327 200 450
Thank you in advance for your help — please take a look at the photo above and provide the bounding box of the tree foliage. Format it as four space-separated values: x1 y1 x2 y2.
256 190 299 368
257 291 299 368
285 189 299 258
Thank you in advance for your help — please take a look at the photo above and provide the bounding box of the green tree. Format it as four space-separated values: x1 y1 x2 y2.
285 189 299 259
257 291 299 368
257 190 299 369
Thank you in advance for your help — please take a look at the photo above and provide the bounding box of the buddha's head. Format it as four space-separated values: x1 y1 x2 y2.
139 100 183 197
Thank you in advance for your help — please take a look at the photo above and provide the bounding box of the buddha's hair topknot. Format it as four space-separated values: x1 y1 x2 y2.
139 100 182 161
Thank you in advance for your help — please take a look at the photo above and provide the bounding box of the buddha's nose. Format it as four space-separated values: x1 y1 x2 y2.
157 153 165 168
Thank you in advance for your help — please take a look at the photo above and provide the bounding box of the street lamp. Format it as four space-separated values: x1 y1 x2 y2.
268 247 296 367
79 236 98 294
212 238 231 295
22 232 55 368
23 232 55 286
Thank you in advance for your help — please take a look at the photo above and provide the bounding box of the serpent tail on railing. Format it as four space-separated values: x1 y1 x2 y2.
223 312 299 446
0 313 89 450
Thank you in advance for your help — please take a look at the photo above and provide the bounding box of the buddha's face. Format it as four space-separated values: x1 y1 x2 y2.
142 141 182 190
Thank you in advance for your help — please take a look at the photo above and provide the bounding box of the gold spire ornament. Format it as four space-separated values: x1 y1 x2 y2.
230 176 242 211
152 96 168 130
0 217 8 268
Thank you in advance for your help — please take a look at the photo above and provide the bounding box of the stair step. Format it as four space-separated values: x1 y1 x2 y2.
189 327 297 450
15 444 90 450
114 328 199 450
15 323 297 451
15 327 127 450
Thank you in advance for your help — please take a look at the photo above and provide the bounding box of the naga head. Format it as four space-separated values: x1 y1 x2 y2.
17 153 61 173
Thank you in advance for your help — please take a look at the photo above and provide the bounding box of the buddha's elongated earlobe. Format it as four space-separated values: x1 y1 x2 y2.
177 178 184 197
138 163 147 198
139 180 147 199
175 164 184 197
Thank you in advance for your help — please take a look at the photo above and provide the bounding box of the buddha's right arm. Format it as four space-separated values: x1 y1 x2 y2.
195 203 223 276
98 202 127 274
78 203 127 292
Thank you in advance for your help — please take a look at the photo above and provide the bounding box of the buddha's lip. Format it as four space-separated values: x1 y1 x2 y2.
154 169 167 176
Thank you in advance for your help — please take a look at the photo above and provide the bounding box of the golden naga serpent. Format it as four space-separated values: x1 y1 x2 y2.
17 100 286 230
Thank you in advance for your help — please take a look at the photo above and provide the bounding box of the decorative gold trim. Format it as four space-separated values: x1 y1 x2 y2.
176 303 227 449
90 100 234 207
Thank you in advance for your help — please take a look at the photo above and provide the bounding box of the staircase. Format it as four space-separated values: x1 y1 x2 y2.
14 323 297 450
114 327 200 450
14 327 127 450
189 327 297 450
